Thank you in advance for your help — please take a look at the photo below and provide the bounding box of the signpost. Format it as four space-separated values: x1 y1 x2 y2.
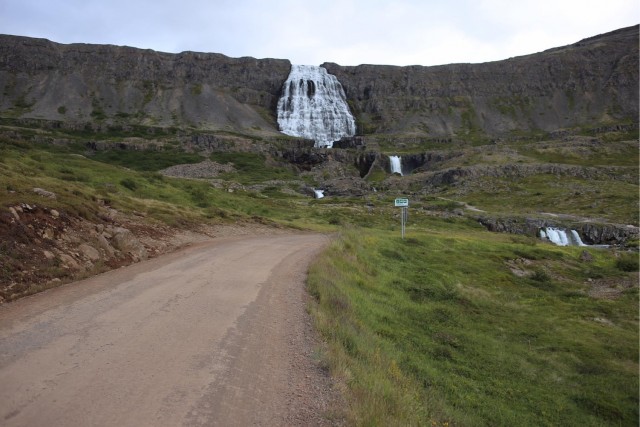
394 198 409 239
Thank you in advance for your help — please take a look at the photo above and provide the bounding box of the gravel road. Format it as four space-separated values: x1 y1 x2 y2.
0 233 340 426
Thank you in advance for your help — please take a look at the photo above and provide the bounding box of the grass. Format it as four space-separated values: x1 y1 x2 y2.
90 149 204 171
0 138 348 230
211 151 297 184
308 226 638 426
1 125 638 425
440 174 639 226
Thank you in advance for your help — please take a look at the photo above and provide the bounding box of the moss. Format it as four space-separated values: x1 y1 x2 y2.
191 84 203 96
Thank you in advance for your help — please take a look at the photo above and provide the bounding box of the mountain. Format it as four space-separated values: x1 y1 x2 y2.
323 25 638 137
0 36 290 135
0 25 638 138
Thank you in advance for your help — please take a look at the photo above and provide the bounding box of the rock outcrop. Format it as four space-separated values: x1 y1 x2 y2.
477 216 638 246
323 25 639 137
0 35 291 134
1 26 637 139
477 216 639 246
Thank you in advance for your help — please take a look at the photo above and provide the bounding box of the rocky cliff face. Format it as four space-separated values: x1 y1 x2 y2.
0 35 291 134
0 26 638 139
322 25 639 137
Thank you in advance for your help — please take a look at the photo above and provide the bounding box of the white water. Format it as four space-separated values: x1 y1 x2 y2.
314 189 325 199
541 227 587 246
277 65 356 148
570 229 587 246
389 155 403 175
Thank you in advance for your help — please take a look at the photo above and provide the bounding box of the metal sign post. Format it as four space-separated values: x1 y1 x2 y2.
394 198 409 239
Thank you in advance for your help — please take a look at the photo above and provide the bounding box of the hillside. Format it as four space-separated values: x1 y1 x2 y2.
324 25 639 137
0 25 638 426
0 36 290 135
1 25 638 138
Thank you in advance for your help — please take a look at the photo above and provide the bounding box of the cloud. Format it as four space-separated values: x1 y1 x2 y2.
0 0 637 65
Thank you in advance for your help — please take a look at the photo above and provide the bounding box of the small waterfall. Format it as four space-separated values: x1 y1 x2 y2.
276 65 356 148
389 155 403 175
314 189 325 199
570 230 587 246
541 227 587 246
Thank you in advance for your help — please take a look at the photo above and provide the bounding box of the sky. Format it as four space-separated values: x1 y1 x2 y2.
1 0 638 66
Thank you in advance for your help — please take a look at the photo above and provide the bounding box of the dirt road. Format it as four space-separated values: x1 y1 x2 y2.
0 233 340 426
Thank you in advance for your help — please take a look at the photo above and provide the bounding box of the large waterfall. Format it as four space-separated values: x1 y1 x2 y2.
389 155 403 175
276 65 356 148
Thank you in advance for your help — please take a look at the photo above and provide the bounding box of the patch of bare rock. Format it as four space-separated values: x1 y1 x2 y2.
159 159 234 179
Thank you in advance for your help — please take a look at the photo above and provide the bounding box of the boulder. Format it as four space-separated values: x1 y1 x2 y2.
32 187 56 199
111 227 147 261
79 243 101 262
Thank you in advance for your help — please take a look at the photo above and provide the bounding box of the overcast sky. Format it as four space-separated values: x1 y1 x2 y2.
1 0 638 66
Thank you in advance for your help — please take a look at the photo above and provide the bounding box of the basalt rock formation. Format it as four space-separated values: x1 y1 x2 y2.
1 26 638 139
0 35 291 134
322 25 639 137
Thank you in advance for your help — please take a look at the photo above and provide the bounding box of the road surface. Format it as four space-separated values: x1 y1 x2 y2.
0 233 339 426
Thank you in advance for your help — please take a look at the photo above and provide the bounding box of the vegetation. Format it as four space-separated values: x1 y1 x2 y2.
308 227 638 426
91 149 204 172
211 151 297 184
0 123 637 425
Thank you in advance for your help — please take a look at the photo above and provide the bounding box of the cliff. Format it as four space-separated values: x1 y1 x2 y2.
0 35 291 134
0 25 638 139
322 25 639 137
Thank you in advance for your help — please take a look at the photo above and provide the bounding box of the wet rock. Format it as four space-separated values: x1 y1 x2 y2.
579 223 639 245
477 215 638 246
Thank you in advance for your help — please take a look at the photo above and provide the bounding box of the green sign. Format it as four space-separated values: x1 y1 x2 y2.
394 198 409 207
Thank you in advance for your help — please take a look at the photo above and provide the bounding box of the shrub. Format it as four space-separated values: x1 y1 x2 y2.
616 254 639 272
120 178 137 191
530 269 551 282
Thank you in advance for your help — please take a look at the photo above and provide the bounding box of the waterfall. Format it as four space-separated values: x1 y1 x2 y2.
541 227 587 246
570 230 587 246
276 65 356 148
314 189 325 199
389 155 403 175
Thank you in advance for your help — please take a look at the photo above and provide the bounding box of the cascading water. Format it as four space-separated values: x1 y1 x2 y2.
389 155 403 175
570 230 587 246
276 65 356 148
540 227 587 246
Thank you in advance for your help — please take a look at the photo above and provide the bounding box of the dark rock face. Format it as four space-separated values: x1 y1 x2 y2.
1 26 637 139
323 26 639 137
579 223 639 245
477 216 639 246
420 163 636 188
0 35 291 134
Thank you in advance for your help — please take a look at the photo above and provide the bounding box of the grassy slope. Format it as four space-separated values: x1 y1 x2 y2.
308 224 638 426
1 128 638 425
0 137 330 230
